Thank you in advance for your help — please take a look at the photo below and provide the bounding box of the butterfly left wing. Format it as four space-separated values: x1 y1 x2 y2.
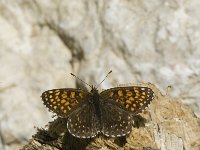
41 88 90 117
100 86 154 115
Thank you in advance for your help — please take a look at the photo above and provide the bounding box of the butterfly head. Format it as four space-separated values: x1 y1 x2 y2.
90 85 99 94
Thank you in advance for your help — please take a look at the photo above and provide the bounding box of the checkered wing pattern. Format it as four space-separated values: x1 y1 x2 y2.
41 89 89 117
100 102 133 137
67 104 100 138
100 86 154 115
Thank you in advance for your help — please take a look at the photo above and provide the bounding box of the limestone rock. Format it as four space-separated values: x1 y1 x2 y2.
0 0 200 149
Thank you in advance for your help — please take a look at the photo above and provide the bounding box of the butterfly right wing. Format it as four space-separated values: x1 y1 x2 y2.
41 88 90 117
100 86 154 115
100 101 133 137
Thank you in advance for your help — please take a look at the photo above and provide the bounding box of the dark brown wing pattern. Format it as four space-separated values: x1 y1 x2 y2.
41 88 90 117
67 103 100 138
100 102 133 137
100 86 154 115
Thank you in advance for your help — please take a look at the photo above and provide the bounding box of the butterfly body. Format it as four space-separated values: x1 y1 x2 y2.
41 85 154 138
88 86 102 126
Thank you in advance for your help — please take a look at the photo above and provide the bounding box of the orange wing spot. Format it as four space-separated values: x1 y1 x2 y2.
126 100 132 104
55 92 60 96
139 98 144 101
67 106 71 110
118 90 123 97
134 89 139 93
79 92 83 98
53 101 56 104
56 97 60 102
61 106 64 110
62 94 67 98
136 93 140 97
116 99 119 102
70 92 75 98
49 95 53 98
61 99 66 103
50 99 54 102
64 102 70 106
129 97 134 101
109 92 114 97
133 104 136 107
135 96 139 99
131 107 135 111
126 104 130 108
53 106 57 109
142 92 146 95
141 95 145 99
126 91 132 96
55 90 60 92
64 110 67 113
140 103 144 106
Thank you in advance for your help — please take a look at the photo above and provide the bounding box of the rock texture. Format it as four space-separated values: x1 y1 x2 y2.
0 0 200 150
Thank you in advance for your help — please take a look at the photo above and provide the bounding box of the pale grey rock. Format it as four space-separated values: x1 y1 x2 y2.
154 124 185 150
0 0 199 150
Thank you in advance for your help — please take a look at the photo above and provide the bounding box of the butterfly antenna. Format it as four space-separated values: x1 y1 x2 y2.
70 73 92 88
96 70 112 88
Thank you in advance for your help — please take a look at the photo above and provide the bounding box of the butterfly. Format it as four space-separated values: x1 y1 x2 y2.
41 72 154 138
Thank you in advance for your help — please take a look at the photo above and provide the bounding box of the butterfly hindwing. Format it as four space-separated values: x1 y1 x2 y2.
67 103 100 138
100 101 133 137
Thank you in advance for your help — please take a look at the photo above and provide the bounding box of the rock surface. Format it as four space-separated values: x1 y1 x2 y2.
0 0 200 150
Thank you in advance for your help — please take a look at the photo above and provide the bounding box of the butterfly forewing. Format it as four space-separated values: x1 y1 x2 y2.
101 102 133 137
41 89 89 117
100 86 154 115
67 104 100 138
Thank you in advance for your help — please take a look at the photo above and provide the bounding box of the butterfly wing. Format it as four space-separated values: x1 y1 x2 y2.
67 103 100 138
100 86 154 115
100 101 133 137
41 88 90 117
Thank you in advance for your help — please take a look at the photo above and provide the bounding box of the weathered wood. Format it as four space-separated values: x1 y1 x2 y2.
21 84 200 150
